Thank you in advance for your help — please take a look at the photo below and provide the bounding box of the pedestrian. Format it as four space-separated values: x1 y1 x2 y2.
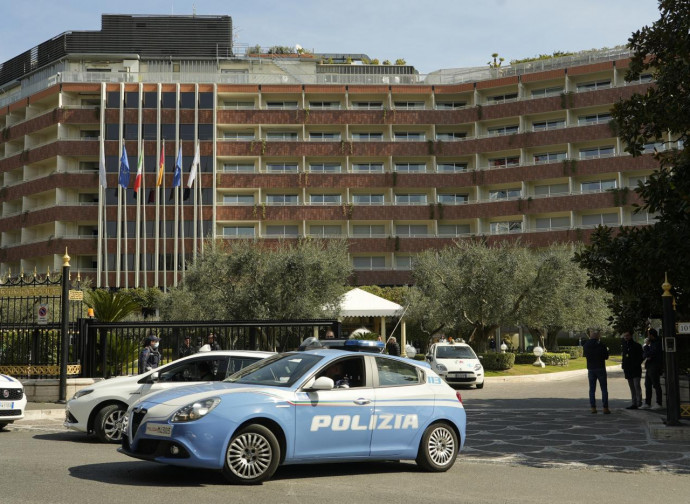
583 329 610 414
178 335 196 359
138 334 161 374
386 336 401 356
324 329 336 339
207 332 221 351
621 330 643 409
641 328 664 410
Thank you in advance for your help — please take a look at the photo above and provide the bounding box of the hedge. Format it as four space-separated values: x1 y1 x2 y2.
542 352 570 367
559 346 583 359
481 352 515 370
514 353 538 365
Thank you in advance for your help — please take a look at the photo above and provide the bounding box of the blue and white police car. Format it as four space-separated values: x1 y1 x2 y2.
120 349 466 484
0 374 27 430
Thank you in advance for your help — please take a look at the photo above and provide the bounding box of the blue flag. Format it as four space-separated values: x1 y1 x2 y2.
173 145 182 188
118 144 130 188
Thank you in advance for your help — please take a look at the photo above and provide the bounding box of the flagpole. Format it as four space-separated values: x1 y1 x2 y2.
199 156 204 255
181 150 186 280
135 140 142 288
174 144 180 286
97 135 105 288
163 141 167 291
142 140 147 289
124 143 129 290
116 141 122 288
155 139 163 288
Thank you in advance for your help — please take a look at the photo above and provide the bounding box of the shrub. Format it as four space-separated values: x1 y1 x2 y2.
542 352 570 366
514 352 538 365
480 352 515 370
600 336 622 355
559 346 583 359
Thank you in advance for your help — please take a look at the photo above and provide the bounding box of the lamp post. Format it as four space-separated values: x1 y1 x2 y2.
58 248 71 403
662 274 681 425
533 345 545 368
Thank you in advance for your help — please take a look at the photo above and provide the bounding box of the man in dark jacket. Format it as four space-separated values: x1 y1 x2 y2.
641 328 664 410
178 335 196 359
386 336 401 356
621 331 643 409
583 330 610 414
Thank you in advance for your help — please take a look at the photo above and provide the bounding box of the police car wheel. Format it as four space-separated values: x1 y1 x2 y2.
416 422 458 472
0 422 8 431
94 404 126 443
475 382 484 389
222 424 280 484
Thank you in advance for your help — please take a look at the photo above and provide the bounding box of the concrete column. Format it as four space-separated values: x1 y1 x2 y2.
401 320 407 357
380 317 387 341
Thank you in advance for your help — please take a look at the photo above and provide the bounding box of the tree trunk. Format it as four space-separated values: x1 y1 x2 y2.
545 327 563 352
470 325 498 353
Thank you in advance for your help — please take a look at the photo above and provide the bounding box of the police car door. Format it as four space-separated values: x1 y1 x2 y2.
370 355 433 457
293 355 374 459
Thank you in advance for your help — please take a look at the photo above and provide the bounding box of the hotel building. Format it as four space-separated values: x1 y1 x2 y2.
0 14 660 288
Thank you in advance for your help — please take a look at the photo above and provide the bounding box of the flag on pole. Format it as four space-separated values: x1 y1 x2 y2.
184 141 200 200
170 145 182 201
156 141 165 187
118 144 130 188
133 145 144 194
98 137 108 188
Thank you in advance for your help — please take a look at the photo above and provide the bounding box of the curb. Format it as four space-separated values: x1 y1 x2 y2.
484 364 620 383
18 408 64 422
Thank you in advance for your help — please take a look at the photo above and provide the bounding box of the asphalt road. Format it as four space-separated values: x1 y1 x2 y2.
2 367 689 504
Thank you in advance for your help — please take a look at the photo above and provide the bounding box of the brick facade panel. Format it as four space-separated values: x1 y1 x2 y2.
304 85 346 93
476 76 519 89
567 62 614 76
434 83 475 94
520 69 566 83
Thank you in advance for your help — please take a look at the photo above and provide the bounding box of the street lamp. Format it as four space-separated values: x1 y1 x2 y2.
533 345 545 368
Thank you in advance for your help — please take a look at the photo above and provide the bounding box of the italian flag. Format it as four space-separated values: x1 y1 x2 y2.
133 147 143 193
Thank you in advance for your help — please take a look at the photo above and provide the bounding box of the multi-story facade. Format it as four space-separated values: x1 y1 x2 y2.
0 15 661 288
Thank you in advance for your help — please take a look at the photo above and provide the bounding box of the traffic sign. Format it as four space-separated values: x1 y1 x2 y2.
676 322 690 334
37 303 48 325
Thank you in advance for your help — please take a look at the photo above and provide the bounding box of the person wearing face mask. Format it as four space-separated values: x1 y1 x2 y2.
139 335 162 373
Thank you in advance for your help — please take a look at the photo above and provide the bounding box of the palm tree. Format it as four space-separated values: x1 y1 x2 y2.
85 289 141 322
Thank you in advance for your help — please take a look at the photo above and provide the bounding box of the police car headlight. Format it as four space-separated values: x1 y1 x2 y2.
171 398 221 423
474 363 483 372
436 363 448 372
72 389 94 400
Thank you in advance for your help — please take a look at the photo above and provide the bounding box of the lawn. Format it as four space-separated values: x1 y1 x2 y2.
484 356 620 377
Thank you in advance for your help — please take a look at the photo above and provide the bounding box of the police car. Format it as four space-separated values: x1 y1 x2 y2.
0 374 27 430
65 350 274 443
119 350 466 484
426 342 485 389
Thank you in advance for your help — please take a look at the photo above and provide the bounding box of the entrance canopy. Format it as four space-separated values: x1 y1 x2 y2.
338 288 403 318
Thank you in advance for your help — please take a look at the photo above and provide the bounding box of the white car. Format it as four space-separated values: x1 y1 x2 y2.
426 342 484 389
65 350 274 442
0 373 27 430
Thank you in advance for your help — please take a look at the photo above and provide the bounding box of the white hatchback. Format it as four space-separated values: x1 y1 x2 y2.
0 373 27 430
426 342 484 389
65 350 274 442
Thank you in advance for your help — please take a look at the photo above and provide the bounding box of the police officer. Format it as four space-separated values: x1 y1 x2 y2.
178 335 196 359
138 335 161 373
207 332 221 351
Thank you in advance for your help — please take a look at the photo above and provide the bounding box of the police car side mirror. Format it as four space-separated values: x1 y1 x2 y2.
150 371 160 382
305 376 335 391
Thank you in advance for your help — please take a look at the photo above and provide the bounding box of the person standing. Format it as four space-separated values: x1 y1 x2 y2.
386 336 401 356
138 335 160 374
178 335 196 359
641 328 664 410
583 329 610 414
207 332 221 351
621 330 643 409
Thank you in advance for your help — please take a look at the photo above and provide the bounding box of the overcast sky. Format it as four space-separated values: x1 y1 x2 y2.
1 0 661 75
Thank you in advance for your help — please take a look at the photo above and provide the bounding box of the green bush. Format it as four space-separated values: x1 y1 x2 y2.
480 352 515 370
514 353 538 365
542 352 570 367
559 346 583 359
600 336 622 355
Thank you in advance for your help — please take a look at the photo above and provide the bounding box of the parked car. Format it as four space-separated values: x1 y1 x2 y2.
64 350 274 443
120 349 466 484
426 342 485 389
0 374 27 430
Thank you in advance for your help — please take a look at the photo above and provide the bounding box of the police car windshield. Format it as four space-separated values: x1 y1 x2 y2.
436 346 477 359
225 353 323 387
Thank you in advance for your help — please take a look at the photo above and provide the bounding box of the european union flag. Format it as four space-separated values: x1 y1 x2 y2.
118 145 130 188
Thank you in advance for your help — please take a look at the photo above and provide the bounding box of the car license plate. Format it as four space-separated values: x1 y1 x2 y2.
450 373 469 378
145 423 173 437
0 401 14 409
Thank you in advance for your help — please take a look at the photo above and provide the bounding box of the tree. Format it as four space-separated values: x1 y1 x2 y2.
575 0 690 329
160 238 352 321
84 289 141 322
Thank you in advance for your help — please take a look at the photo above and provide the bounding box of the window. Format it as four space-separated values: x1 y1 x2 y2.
198 124 213 140
143 92 158 109
533 119 565 131
266 194 299 205
436 101 466 110
488 156 520 168
310 194 342 205
395 194 427 205
628 175 648 188
223 226 255 237
352 132 383 141
352 163 384 173
199 93 214 110
352 194 384 205
438 224 471 236
576 80 611 91
224 163 255 173
353 256 386 269
394 132 425 141
351 101 383 110
266 101 298 110
157 356 233 382
531 86 563 98
630 211 659 224
266 131 298 141
179 124 195 140
161 92 177 108
224 131 255 141
309 163 342 173
179 92 195 109
394 101 425 110
490 221 523 234
309 132 341 141
396 224 427 237
352 224 385 237
80 130 99 139
436 132 467 141
535 216 570 230
395 256 412 270
309 225 342 236
489 189 522 200
316 357 366 388
488 92 518 104
579 146 615 159
394 163 425 173
437 193 468 205
124 92 139 109
578 113 612 125
534 151 567 164
309 101 341 110
581 213 619 227
534 183 569 196
487 125 519 136
629 73 653 84
223 194 254 205
375 357 421 386
437 162 468 173
580 179 617 193
265 225 299 236
223 101 255 109
266 163 298 173
643 142 665 153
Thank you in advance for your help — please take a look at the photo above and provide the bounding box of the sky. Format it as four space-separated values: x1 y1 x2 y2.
0 0 662 75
